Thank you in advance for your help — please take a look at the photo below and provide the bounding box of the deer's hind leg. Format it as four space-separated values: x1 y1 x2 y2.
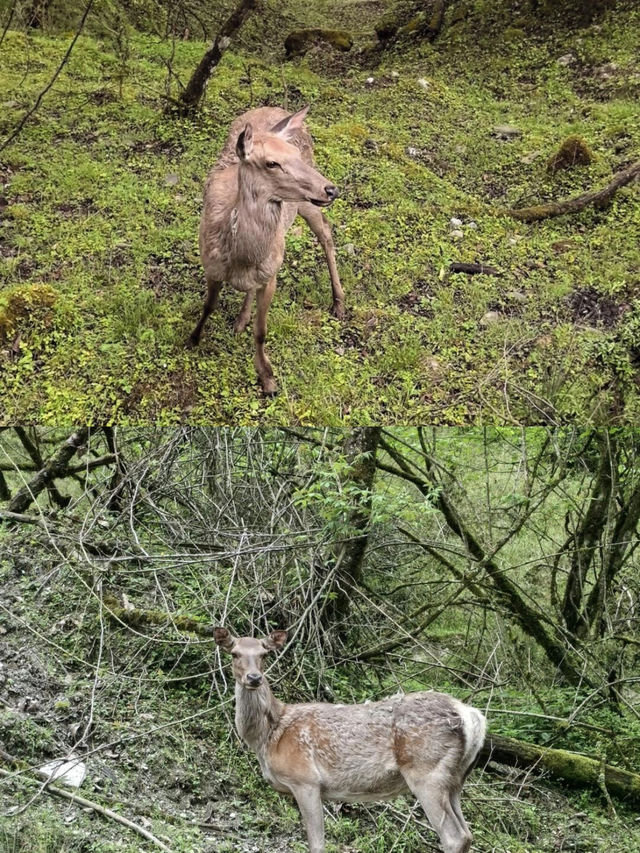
297 202 345 319
189 277 222 346
234 290 254 334
400 766 471 853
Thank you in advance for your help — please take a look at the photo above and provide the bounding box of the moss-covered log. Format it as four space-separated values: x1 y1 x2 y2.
102 593 215 637
482 733 640 807
507 159 640 222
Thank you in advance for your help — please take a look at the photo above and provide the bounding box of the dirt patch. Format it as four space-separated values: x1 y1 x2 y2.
56 198 97 218
142 252 200 297
398 278 435 317
566 286 628 329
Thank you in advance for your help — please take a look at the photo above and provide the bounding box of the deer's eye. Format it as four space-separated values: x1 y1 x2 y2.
266 161 279 170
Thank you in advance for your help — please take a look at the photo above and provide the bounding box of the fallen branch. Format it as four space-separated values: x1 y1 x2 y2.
0 763 173 851
506 159 640 222
7 427 89 515
449 262 500 276
481 733 640 807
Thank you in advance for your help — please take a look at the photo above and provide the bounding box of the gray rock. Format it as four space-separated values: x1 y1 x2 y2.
466 221 478 230
507 290 527 304
343 243 356 256
492 125 522 140
164 173 179 186
407 146 420 158
557 53 576 66
450 229 464 240
480 311 502 327
417 78 429 90
449 217 463 228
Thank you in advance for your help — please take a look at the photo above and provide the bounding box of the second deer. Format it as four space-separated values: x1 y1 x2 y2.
190 106 344 395
215 627 486 853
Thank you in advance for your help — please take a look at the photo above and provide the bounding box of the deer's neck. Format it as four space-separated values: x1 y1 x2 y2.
229 167 283 266
234 679 284 752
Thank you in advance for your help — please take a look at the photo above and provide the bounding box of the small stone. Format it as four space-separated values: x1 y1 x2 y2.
164 173 179 186
343 243 356 256
480 311 502 327
466 221 478 230
407 146 420 158
390 71 399 78
417 78 429 90
508 237 520 246
366 77 375 86
450 229 464 240
521 151 541 165
557 53 576 66
492 125 522 140
506 290 527 304
449 217 462 228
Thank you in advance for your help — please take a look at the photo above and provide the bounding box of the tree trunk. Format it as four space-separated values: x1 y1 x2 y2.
176 0 258 116
482 733 640 807
326 427 381 624
561 432 615 636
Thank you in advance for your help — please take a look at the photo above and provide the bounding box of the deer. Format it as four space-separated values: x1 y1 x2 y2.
189 105 345 395
214 627 486 853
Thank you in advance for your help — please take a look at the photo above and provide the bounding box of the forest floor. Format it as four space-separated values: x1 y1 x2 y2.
2 545 640 852
0 1 639 424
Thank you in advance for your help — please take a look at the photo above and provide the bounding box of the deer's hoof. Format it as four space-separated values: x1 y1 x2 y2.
234 317 250 335
330 301 345 320
186 334 200 349
260 377 278 397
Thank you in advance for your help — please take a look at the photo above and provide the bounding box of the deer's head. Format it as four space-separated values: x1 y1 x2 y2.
215 628 288 690
235 106 339 208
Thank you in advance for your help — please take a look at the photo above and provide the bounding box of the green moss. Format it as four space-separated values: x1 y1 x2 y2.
0 284 58 342
546 135 595 173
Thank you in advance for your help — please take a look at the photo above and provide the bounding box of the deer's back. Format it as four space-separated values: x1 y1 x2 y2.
264 691 469 801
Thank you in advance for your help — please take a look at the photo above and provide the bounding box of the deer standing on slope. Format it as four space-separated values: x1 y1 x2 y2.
190 106 344 395
214 628 486 853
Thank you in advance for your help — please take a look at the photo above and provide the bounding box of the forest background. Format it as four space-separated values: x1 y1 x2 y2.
1 426 639 852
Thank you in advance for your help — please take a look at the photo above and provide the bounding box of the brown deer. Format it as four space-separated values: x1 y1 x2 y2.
214 628 486 853
190 106 344 395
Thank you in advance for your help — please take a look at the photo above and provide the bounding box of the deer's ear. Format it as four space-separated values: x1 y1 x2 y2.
214 627 235 651
262 630 288 652
236 123 253 159
270 106 309 138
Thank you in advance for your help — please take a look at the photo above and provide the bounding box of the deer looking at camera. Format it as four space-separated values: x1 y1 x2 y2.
215 628 486 853
190 106 344 395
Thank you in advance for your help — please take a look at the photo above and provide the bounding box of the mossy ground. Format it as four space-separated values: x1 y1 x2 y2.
0 1 639 424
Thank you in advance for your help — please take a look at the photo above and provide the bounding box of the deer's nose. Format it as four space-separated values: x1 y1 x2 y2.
246 673 262 687
325 185 340 201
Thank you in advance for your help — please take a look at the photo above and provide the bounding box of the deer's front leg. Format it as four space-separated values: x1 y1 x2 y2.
291 784 325 853
254 276 277 395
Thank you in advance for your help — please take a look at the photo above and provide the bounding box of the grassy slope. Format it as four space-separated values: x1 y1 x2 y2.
0 2 639 424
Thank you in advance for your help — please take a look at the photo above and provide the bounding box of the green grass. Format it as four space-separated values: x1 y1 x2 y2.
0 2 639 423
